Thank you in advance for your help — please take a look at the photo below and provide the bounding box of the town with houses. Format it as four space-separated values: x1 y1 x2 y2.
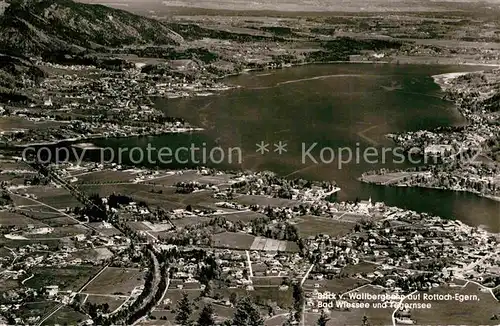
0 159 498 325
0 58 231 146
0 0 499 325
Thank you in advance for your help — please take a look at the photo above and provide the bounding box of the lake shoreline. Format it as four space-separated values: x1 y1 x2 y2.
216 59 500 80
360 68 500 207
358 173 499 203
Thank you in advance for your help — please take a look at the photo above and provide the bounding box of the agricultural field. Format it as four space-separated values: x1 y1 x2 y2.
41 305 87 326
126 221 154 232
150 288 205 323
42 216 80 227
340 261 378 277
234 195 297 208
0 116 65 132
72 169 137 184
81 267 146 296
24 224 89 239
163 289 203 305
80 181 226 211
14 186 82 209
218 211 267 223
340 213 376 224
294 215 355 238
212 232 256 250
10 194 41 207
71 248 114 262
171 215 208 228
0 211 46 226
360 171 419 185
85 294 127 312
250 237 288 252
148 170 235 186
210 302 235 323
80 184 185 210
0 160 35 171
9 205 79 227
13 210 68 220
25 265 101 291
15 301 60 322
0 174 31 186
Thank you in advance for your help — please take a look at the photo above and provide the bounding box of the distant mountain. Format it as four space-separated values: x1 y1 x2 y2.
0 0 183 57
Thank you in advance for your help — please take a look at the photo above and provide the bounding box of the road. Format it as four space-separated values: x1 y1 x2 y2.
300 264 314 326
245 250 254 278
37 304 65 326
36 264 109 326
301 264 314 286
8 192 104 236
21 273 34 285
10 193 82 226
456 278 500 302
79 264 109 294
391 290 417 326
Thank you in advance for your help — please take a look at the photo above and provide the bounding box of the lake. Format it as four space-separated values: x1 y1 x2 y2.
95 63 500 232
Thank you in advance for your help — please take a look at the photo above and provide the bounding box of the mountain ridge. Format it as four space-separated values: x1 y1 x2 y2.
0 0 183 57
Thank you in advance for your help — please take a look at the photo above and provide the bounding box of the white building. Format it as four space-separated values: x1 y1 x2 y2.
44 98 53 107
45 285 59 298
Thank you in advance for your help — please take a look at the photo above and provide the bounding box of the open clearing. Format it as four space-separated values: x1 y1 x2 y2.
294 215 355 238
85 294 127 312
80 183 225 211
212 232 256 250
211 232 297 251
82 267 146 296
0 211 46 226
234 194 297 207
0 116 65 132
171 216 208 228
250 237 289 252
217 211 267 223
25 224 89 239
25 266 101 291
16 301 60 322
147 170 234 186
14 209 67 220
15 186 82 209
41 305 87 326
73 169 137 183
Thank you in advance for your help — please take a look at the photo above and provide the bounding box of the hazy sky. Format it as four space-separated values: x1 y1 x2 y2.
79 0 500 12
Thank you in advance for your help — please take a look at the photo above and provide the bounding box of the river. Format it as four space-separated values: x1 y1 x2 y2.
94 63 500 232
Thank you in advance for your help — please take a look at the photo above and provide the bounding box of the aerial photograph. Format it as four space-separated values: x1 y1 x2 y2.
0 0 499 325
